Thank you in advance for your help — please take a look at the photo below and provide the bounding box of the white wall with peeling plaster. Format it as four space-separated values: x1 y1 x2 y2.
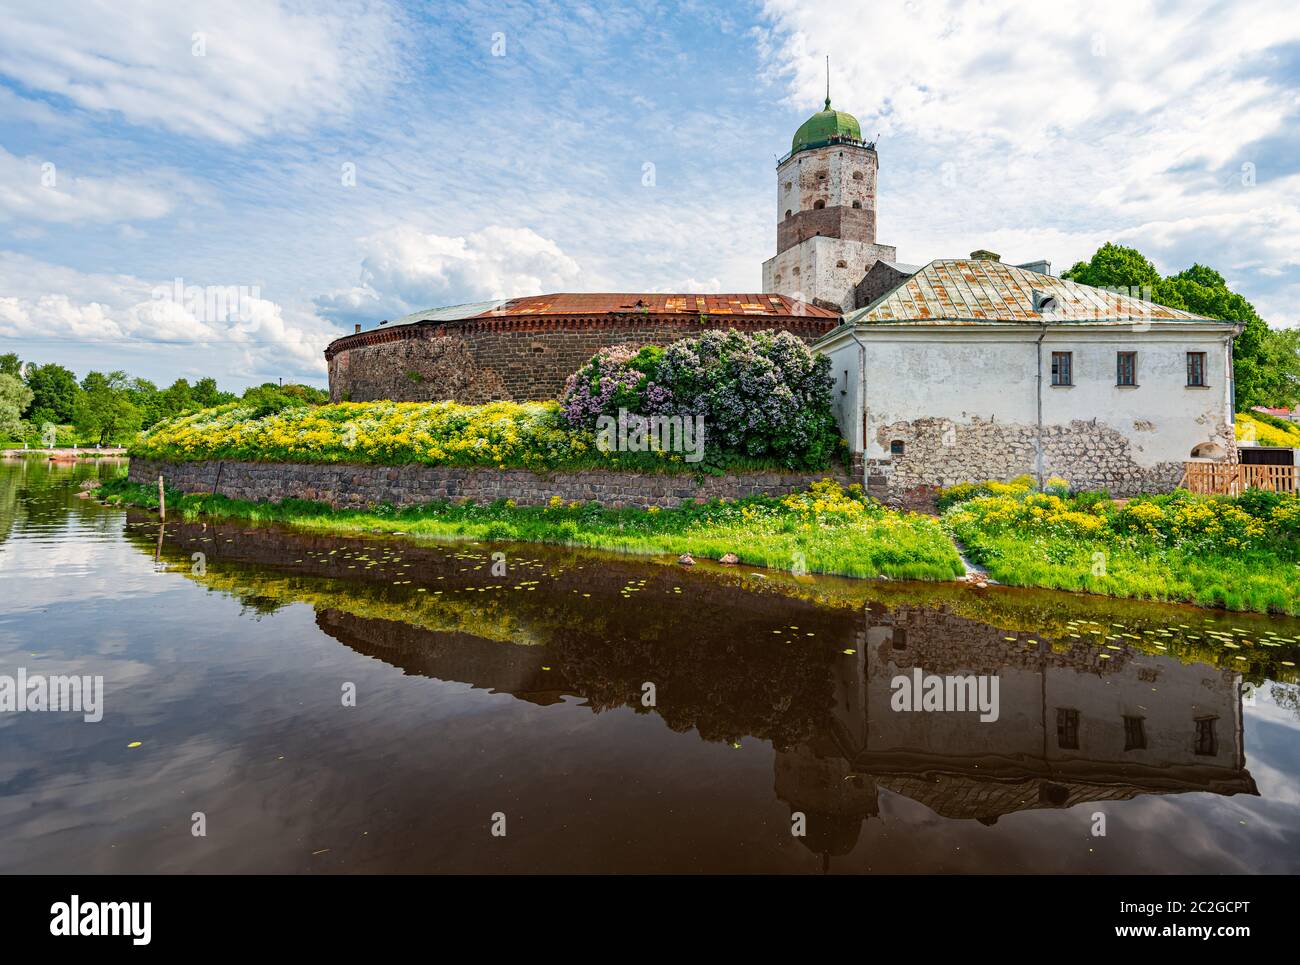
818 323 1237 495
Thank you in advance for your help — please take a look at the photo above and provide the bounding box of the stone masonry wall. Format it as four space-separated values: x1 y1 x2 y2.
128 457 849 511
327 315 835 405
865 416 1237 507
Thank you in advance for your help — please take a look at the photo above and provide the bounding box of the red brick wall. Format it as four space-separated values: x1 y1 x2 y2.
777 206 877 254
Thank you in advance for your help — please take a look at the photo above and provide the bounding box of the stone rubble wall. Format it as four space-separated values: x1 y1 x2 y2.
128 457 849 511
865 416 1235 507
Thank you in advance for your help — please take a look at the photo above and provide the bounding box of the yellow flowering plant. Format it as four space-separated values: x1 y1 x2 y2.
1236 412 1300 448
136 400 677 473
941 474 1297 557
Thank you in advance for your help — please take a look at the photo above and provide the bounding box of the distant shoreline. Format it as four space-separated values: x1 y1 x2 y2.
1 448 128 458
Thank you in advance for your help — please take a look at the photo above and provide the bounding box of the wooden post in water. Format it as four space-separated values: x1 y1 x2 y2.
158 474 166 520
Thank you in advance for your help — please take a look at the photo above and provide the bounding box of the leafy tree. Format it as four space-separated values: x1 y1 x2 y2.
194 377 235 408
1063 243 1296 408
1258 327 1300 409
0 373 34 440
240 382 327 417
22 363 80 423
160 378 195 413
0 353 22 378
73 371 144 446
127 377 164 429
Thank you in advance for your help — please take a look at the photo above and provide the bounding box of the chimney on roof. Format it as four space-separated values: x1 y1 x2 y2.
969 249 1001 262
1015 259 1053 276
354 324 361 334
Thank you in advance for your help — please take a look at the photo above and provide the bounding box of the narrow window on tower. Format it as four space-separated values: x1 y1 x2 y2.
813 199 826 210
1051 351 1073 386
1117 351 1137 386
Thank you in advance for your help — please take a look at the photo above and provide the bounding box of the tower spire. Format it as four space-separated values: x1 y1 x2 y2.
825 55 831 110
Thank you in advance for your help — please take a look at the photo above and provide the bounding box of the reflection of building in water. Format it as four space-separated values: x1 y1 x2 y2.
314 598 1257 866
776 604 1257 863
317 609 571 706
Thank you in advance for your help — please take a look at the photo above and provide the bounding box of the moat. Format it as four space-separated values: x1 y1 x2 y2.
2 458 1299 873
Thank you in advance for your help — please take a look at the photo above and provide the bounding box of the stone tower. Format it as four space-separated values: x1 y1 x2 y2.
761 81 897 313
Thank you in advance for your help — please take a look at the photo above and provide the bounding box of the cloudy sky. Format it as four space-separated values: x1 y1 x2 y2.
1 0 1297 390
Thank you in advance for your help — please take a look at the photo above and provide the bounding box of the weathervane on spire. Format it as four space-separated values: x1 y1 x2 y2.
825 55 831 110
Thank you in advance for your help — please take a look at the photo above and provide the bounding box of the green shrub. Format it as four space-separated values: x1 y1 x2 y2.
559 330 840 470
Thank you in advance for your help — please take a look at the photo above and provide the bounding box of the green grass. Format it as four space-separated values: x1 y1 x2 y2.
953 532 1300 614
943 483 1300 615
95 477 966 582
95 470 1300 614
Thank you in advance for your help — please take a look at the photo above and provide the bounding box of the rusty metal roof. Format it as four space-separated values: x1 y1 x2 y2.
390 292 837 325
848 260 1233 326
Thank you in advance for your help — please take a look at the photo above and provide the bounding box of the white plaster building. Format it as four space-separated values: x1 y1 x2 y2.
815 257 1240 500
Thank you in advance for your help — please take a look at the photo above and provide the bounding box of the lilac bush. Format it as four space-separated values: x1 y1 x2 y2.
559 345 673 428
558 331 840 469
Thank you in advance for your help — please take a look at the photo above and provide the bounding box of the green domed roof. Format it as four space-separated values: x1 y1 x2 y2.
792 98 862 153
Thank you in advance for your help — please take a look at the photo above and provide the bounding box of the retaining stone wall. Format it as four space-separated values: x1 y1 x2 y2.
127 457 849 510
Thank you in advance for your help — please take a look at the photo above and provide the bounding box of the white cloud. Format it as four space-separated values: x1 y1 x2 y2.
0 252 334 376
757 0 1300 323
761 0 1299 146
0 0 401 143
316 225 584 323
0 146 179 223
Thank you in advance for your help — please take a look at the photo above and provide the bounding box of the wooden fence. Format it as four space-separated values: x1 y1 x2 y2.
1181 462 1299 495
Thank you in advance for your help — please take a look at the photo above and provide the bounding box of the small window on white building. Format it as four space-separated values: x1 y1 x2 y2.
1057 708 1080 749
1187 352 1208 387
1117 351 1137 386
1195 717 1218 756
1051 352 1073 386
1123 715 1146 751
890 439 905 456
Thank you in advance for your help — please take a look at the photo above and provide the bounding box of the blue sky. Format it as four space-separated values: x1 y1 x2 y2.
2 0 1298 390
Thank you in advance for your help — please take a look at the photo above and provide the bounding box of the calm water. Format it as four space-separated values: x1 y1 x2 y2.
2 457 1299 874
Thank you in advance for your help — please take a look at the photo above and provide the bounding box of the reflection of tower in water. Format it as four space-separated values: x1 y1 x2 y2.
775 603 1257 869
159 513 1259 873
